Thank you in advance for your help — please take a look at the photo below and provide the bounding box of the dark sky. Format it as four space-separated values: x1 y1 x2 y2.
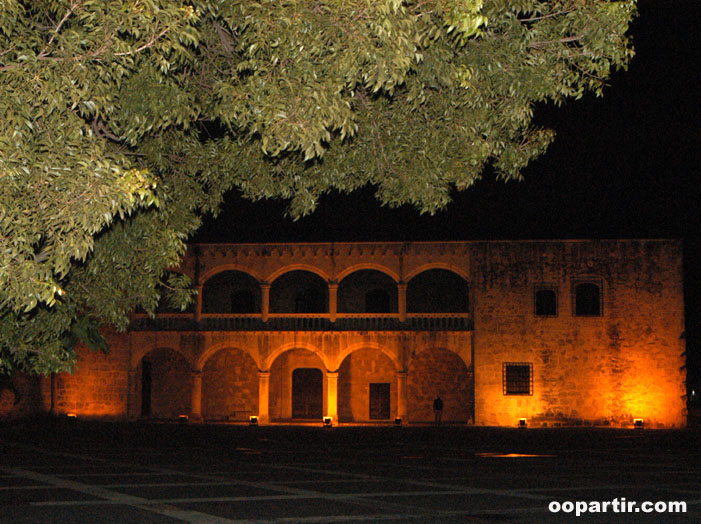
194 2 700 384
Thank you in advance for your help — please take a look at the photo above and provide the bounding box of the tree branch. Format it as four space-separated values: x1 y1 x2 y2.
38 1 82 59
529 35 583 48
519 9 575 23
113 28 170 56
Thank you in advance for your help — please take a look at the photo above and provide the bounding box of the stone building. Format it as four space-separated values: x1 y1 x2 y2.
1 240 687 427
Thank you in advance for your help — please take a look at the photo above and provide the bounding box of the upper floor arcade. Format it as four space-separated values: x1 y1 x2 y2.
131 242 473 332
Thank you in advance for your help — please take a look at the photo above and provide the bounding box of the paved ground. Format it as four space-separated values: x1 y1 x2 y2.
0 419 699 523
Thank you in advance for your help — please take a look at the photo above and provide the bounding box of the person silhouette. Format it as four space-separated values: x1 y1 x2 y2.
433 395 443 425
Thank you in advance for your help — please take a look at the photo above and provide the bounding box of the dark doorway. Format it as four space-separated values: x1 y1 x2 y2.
369 383 391 419
141 361 152 417
292 368 323 419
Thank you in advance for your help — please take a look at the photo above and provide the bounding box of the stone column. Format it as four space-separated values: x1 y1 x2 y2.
194 285 203 322
328 283 338 322
397 370 408 422
260 284 270 322
190 370 203 421
398 283 407 322
326 371 339 424
258 370 271 423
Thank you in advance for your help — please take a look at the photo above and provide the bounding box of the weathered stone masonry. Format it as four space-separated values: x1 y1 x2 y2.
1 240 686 428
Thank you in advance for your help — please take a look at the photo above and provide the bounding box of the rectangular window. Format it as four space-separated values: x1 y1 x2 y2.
573 279 603 316
534 286 558 317
503 362 533 396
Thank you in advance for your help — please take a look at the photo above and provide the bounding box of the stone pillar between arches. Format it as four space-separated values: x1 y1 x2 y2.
397 370 408 422
190 370 203 421
326 371 339 425
328 284 338 322
195 285 203 322
261 284 270 322
398 283 407 322
258 371 271 423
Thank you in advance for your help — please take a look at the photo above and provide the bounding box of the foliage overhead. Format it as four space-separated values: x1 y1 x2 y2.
0 0 636 373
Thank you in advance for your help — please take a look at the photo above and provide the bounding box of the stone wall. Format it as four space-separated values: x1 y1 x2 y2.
407 347 473 423
52 331 130 418
137 347 191 419
0 373 47 419
471 240 686 428
338 348 397 421
202 348 258 420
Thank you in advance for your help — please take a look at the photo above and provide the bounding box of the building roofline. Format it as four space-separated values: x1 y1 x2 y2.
192 238 681 248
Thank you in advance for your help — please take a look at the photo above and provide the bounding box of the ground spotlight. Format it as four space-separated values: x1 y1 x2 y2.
178 414 189 424
394 417 402 426
323 416 333 427
249 415 259 426
518 418 527 429
633 418 644 429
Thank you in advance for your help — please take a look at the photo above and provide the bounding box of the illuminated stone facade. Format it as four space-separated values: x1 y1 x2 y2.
1 240 687 428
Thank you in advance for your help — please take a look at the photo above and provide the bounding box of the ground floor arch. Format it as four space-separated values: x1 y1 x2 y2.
202 347 259 421
269 349 327 420
408 347 473 423
136 347 191 419
338 348 398 422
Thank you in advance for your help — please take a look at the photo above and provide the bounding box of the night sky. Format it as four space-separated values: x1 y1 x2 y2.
194 2 700 387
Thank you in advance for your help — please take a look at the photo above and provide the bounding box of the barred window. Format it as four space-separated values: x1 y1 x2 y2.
534 287 557 316
503 362 533 396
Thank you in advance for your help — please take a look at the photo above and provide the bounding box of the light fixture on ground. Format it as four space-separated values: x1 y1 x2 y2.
518 418 527 428
394 417 402 426
633 418 644 429
178 414 189 423
323 416 333 427
249 415 258 426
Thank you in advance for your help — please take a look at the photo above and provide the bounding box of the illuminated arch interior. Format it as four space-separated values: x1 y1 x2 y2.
202 270 260 314
407 269 469 313
338 270 397 313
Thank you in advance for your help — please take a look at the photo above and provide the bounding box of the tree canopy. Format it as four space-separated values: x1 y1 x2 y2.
0 0 636 373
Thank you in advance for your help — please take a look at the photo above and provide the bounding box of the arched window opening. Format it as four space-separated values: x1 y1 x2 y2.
202 271 260 314
365 289 390 313
338 270 397 313
574 282 602 316
270 271 328 313
230 290 256 314
407 269 469 313
294 288 326 313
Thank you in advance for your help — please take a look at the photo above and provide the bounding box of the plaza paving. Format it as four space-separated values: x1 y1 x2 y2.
0 420 699 523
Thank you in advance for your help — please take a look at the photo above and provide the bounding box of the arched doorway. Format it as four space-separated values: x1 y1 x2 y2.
292 368 323 419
